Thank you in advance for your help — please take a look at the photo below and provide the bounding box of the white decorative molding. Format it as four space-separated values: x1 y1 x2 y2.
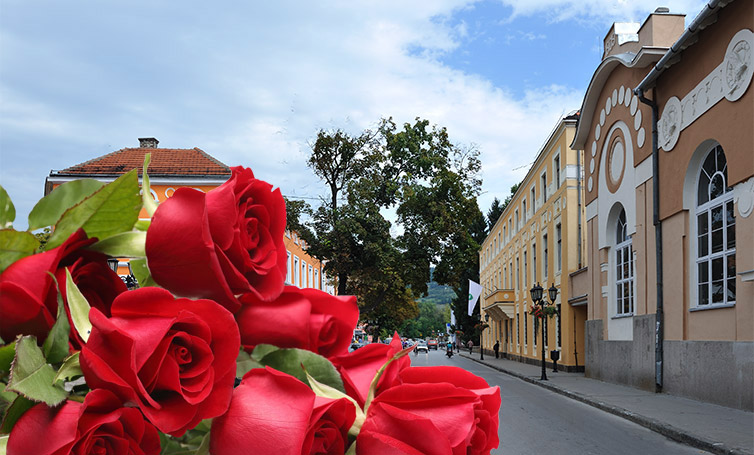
734 177 754 218
586 199 598 221
635 156 653 186
659 29 754 152
600 262 609 272
739 269 754 282
601 285 608 297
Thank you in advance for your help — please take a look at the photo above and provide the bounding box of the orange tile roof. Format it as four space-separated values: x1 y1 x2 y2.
52 147 231 177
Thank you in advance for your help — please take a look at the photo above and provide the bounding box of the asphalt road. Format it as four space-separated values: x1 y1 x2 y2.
411 348 711 455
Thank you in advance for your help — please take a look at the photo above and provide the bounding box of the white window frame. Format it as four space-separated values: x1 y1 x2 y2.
314 269 319 290
615 210 634 316
556 223 562 273
286 251 292 284
543 233 548 280
294 256 300 286
530 186 536 214
308 265 313 288
301 261 307 288
554 153 561 189
541 171 548 203
694 145 736 308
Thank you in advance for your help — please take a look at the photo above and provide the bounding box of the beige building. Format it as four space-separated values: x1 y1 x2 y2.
572 1 753 410
480 113 587 371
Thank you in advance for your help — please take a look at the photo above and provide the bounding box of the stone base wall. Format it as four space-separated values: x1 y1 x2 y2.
585 315 656 391
586 316 754 411
664 341 754 411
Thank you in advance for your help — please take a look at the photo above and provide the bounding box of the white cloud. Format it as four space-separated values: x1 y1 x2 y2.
1 0 598 230
495 0 707 23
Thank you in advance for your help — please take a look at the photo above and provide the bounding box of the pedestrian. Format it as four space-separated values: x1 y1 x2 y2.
493 340 500 359
467 339 473 354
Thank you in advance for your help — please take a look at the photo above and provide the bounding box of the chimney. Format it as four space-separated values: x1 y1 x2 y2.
602 22 640 60
138 137 159 148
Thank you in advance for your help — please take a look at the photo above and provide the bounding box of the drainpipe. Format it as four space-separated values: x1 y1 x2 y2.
577 147 583 269
635 88 663 393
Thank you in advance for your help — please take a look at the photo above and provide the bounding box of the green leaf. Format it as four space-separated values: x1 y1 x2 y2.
54 352 82 385
0 342 16 374
41 279 71 365
6 336 67 406
134 219 151 231
250 344 279 361
195 433 210 455
0 185 15 229
46 169 142 250
130 258 158 288
0 395 36 434
0 229 40 273
345 441 357 455
86 231 146 257
142 153 158 217
305 370 365 436
236 350 263 377
257 348 345 393
65 269 92 343
28 179 104 230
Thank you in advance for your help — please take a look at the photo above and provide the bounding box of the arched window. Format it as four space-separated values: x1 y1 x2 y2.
615 209 633 315
696 145 735 306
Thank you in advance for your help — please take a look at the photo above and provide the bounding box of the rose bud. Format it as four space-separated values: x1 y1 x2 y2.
80 287 240 436
0 228 126 348
357 366 500 455
237 286 358 358
210 367 356 455
145 166 287 312
7 389 160 455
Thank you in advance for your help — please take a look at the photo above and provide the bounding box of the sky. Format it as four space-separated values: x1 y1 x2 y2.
0 0 706 231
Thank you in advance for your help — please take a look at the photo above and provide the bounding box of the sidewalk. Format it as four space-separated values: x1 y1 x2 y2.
460 352 754 455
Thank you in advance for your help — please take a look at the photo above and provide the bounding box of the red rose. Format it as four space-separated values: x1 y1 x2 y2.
145 166 287 312
80 287 240 436
210 367 356 455
330 335 409 407
0 229 126 347
7 389 160 455
237 286 358 357
357 366 500 455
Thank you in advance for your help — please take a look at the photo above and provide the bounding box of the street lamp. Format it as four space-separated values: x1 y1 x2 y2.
479 313 490 360
530 283 558 380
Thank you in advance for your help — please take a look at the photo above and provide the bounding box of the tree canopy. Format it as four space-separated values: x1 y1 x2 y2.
300 118 483 335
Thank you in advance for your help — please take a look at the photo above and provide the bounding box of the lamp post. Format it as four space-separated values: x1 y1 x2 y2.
479 313 490 360
529 283 559 380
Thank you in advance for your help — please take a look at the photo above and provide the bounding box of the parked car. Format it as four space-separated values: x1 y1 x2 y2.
427 339 438 350
414 340 429 353
350 340 367 351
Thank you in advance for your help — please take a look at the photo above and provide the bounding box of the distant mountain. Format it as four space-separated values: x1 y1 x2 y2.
418 279 456 306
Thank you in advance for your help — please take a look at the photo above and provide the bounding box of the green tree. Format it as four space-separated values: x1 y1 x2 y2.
486 197 504 232
303 118 482 335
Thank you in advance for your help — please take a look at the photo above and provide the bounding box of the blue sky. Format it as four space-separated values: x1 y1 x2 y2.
0 0 705 231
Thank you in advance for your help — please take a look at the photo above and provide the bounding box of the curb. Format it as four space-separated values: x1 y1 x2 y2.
460 354 749 455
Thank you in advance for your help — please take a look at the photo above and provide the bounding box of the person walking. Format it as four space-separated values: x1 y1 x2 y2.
467 339 474 354
493 340 500 359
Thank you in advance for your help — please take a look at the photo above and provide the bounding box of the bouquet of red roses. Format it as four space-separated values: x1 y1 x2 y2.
0 157 500 454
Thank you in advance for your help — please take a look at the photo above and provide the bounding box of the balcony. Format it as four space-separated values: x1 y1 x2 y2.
483 288 516 320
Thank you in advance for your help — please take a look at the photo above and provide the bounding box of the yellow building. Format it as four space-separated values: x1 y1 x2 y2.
480 113 587 371
284 230 335 295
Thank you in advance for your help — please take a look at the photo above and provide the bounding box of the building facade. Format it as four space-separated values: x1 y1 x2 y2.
284 230 335 295
573 1 753 410
46 137 333 294
480 113 588 371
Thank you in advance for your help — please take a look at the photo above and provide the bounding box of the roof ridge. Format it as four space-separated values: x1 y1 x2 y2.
192 147 230 171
